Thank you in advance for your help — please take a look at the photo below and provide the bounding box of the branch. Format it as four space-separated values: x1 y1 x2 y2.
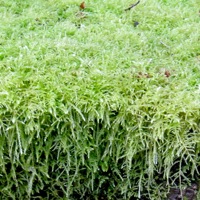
125 0 140 11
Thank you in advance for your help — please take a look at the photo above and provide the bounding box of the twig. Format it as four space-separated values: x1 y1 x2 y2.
125 0 140 11
160 40 170 49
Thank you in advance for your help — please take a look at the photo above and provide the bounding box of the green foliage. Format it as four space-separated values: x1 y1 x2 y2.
0 0 200 199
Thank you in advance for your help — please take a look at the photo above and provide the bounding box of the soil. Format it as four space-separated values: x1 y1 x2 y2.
167 183 198 200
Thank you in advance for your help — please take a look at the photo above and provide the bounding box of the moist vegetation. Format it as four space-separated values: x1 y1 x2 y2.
0 0 200 199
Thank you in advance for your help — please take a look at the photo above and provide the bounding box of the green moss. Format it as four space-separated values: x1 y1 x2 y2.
0 0 199 199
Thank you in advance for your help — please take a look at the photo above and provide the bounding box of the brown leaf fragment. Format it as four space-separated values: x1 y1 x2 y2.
80 1 85 10
165 70 171 77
